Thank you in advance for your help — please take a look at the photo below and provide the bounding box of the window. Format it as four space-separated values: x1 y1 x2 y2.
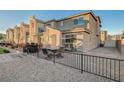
78 17 84 24
74 19 78 25
74 17 84 25
60 21 64 27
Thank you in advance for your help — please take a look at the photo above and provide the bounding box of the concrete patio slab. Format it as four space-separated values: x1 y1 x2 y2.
86 47 123 59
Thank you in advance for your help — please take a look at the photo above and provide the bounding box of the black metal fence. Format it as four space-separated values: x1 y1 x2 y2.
26 50 123 82
55 52 123 82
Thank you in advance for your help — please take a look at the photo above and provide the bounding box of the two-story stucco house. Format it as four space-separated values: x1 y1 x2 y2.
6 28 14 44
29 16 45 44
13 26 20 44
45 11 101 52
6 11 101 52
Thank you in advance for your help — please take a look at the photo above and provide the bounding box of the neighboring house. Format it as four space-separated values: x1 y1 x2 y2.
42 26 61 48
29 16 45 44
6 28 14 44
5 11 101 52
19 22 29 46
29 17 61 48
100 31 108 42
13 26 20 44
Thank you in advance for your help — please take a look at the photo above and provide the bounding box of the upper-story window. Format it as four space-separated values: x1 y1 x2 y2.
78 17 84 24
74 19 78 25
74 17 84 25
60 21 64 27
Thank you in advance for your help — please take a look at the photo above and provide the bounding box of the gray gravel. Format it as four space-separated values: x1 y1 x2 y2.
0 53 113 82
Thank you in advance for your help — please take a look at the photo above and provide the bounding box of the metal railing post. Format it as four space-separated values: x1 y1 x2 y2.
53 52 55 64
81 54 83 74
119 60 120 82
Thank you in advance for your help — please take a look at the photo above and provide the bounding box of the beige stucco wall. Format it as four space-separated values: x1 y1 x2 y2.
29 16 37 43
57 13 100 52
6 29 14 43
29 16 45 44
100 31 107 42
13 26 20 44
5 12 100 52
56 14 89 31
62 14 100 52
88 14 100 49
42 26 61 48
19 23 29 45
76 31 99 52
9 30 14 43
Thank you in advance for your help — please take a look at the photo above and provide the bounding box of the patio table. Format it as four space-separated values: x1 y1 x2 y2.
45 48 59 63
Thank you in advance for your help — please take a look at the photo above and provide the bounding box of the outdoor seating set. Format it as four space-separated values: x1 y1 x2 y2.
23 43 65 60
41 47 64 59
23 43 39 53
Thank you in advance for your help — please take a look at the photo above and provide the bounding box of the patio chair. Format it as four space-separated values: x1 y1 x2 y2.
29 43 35 53
55 47 64 58
35 44 39 53
42 48 53 59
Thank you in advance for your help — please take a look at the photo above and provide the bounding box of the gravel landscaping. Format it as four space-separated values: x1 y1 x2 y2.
0 47 123 82
0 53 113 82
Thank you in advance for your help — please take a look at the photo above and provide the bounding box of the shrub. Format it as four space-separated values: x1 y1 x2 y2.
3 49 10 53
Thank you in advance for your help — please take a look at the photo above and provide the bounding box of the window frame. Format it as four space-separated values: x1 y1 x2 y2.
74 17 85 25
74 19 78 25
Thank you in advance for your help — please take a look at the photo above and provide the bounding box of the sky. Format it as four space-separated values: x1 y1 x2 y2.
0 10 124 35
